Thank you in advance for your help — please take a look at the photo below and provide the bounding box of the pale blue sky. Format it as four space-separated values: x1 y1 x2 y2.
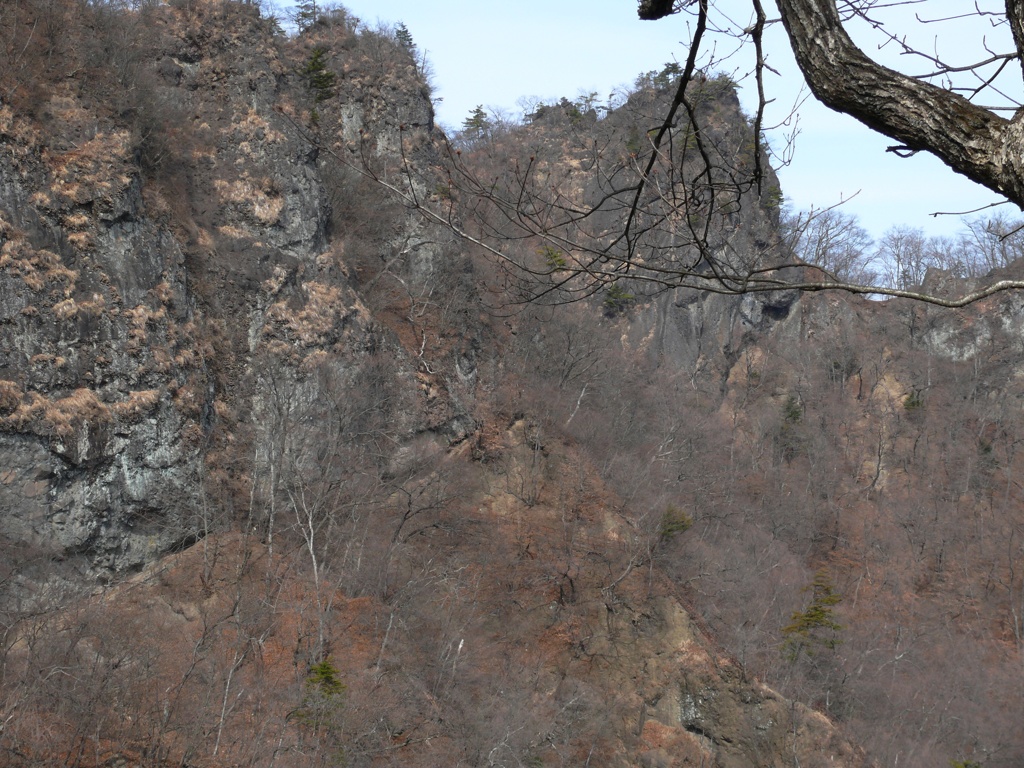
277 1 1018 242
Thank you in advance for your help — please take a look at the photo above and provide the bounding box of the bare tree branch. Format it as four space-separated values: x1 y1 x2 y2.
775 0 1024 206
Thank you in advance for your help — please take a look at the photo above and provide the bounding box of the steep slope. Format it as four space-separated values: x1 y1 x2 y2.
0 2 869 765
5 1 1020 767
439 37 1024 768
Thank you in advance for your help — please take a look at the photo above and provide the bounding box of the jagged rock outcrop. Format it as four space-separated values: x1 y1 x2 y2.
0 102 207 569
0 1 467 571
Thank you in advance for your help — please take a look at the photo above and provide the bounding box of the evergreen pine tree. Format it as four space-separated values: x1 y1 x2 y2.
302 47 336 124
395 22 415 54
293 0 320 33
781 569 843 661
461 105 491 141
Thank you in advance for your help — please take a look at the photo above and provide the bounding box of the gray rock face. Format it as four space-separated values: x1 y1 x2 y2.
0 5 458 572
3 6 788 573
0 109 208 569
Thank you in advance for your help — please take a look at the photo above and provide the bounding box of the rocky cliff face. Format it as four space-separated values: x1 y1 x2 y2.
0 1 791 576
0 2 450 571
0 90 207 570
11 2 1020 767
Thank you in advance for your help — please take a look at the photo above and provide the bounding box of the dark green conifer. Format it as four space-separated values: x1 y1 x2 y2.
782 569 843 661
395 22 415 53
302 46 336 123
462 105 491 140
293 0 320 33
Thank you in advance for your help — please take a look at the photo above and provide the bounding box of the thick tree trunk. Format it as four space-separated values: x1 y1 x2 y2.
774 0 1024 208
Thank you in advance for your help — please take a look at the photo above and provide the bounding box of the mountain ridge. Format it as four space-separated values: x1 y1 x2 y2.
1 2 1020 766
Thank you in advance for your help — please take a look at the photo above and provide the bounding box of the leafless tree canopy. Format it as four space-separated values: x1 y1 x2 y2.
627 0 1024 304
361 1 1024 308
643 2 1024 202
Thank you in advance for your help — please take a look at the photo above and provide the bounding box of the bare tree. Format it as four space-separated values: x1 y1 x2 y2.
629 1 1024 304
769 1 1024 201
324 0 1024 312
350 1 1024 311
640 2 1024 200
958 211 1024 275
783 206 877 284
877 225 930 291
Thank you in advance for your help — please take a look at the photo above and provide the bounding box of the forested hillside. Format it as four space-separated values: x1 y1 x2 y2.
0 2 1020 767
